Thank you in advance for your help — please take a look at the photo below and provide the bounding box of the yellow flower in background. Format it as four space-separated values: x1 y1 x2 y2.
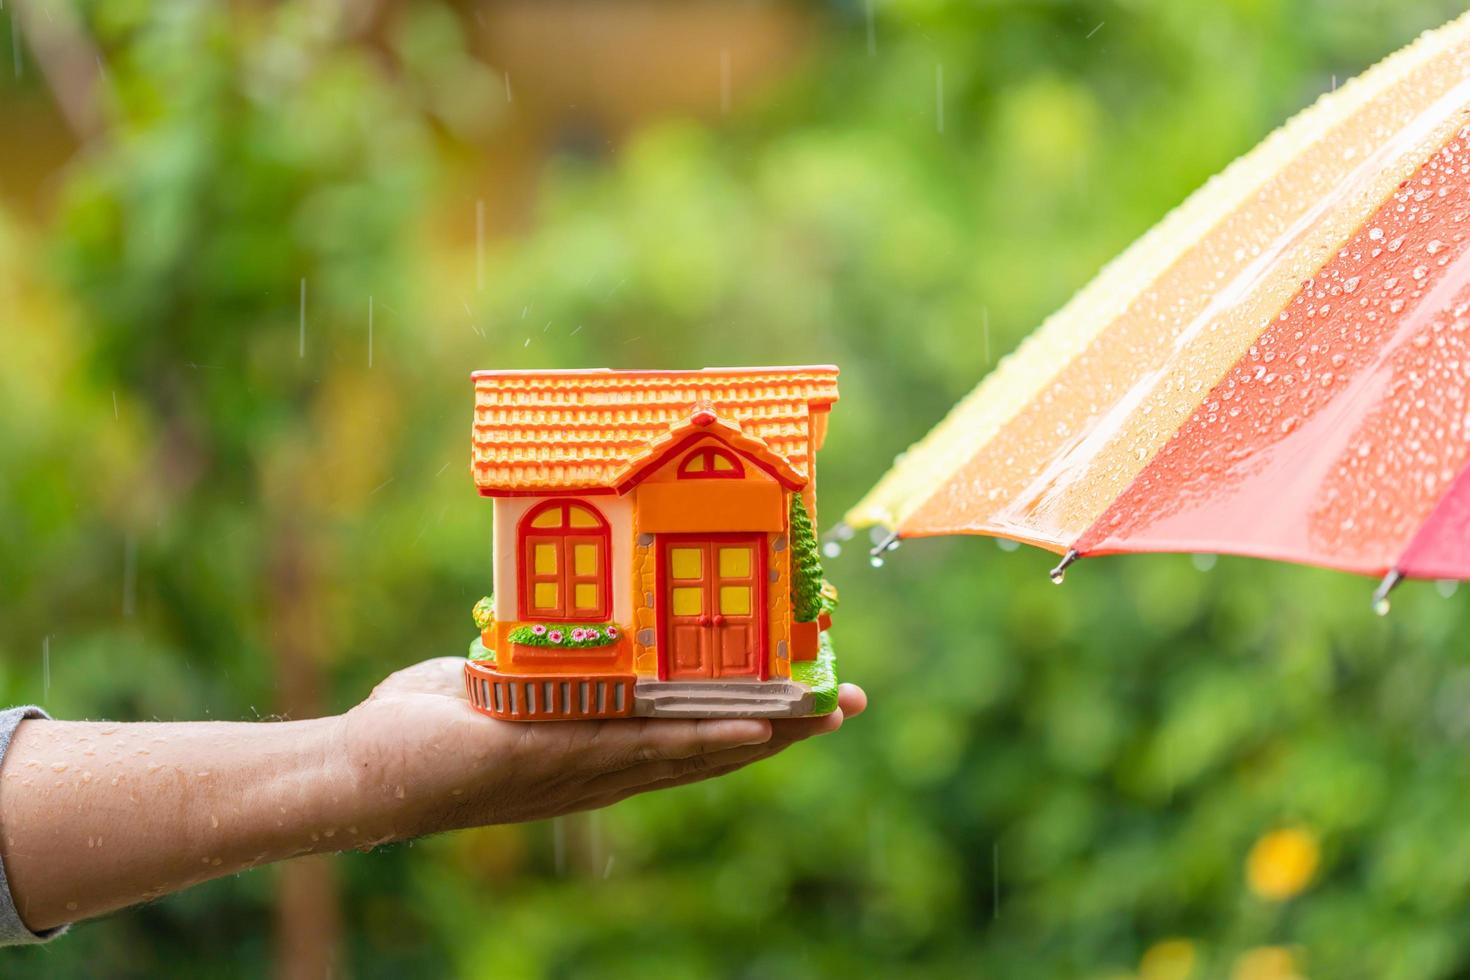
1231 946 1304 980
1140 938 1197 980
1247 826 1320 901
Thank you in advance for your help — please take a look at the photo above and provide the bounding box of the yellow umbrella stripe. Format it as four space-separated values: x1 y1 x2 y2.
849 12 1470 549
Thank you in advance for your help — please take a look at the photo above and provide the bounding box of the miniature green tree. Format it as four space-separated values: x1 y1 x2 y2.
790 493 825 622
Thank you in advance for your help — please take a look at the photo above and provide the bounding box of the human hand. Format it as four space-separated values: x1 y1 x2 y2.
341 658 866 839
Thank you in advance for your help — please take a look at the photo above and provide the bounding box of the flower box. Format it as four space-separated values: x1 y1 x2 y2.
791 620 820 661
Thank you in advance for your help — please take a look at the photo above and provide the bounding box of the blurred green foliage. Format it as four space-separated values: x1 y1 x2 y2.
6 0 1470 977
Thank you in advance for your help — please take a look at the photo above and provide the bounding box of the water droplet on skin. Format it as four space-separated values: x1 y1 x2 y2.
1368 226 1385 240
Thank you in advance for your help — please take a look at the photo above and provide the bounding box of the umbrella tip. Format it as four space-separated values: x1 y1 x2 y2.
1372 570 1403 616
1049 549 1080 585
869 530 900 567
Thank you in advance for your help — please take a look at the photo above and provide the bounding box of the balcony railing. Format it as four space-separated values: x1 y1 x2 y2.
464 661 636 720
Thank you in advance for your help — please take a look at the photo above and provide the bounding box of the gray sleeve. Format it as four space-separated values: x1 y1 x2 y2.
0 707 68 946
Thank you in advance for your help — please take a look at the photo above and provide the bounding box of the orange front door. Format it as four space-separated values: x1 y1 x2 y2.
660 536 765 680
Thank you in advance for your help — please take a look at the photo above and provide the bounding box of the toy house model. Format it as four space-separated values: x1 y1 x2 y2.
464 366 840 720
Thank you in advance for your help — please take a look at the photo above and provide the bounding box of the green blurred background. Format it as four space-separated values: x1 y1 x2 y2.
6 1 1470 977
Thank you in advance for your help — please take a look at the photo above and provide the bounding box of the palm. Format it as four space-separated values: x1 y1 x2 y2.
346 658 865 832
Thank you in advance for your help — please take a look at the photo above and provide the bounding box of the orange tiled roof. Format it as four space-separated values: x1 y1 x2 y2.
471 366 838 494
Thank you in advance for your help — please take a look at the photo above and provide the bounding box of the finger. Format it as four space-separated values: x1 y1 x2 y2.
578 737 795 799
836 683 867 718
588 716 774 768
767 706 845 744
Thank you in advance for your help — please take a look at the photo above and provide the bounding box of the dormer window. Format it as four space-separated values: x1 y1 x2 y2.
678 446 743 479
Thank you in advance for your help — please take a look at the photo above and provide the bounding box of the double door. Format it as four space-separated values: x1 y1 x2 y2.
660 535 765 679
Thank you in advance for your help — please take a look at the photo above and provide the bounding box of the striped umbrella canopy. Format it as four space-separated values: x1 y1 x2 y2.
847 12 1470 611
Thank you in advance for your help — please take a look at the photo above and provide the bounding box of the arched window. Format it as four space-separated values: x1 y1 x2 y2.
678 446 743 479
518 501 610 621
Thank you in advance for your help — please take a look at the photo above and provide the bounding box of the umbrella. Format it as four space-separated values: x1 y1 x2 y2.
847 12 1470 611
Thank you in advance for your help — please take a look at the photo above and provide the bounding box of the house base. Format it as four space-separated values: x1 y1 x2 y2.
633 679 814 718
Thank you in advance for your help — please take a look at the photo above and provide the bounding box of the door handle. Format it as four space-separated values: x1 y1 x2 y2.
713 614 726 627
699 614 712 627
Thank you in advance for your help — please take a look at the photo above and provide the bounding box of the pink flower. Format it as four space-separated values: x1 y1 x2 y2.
547 630 564 644
605 626 619 639
531 624 547 636
570 629 587 641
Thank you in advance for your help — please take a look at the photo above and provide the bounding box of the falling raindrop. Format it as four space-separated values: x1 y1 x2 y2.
1436 579 1459 598
298 278 307 358
1086 21 1104 39
996 538 1020 552
475 200 486 292
42 635 50 700
552 816 566 876
1190 553 1217 572
992 841 1001 919
869 555 884 568
719 48 731 114
934 63 945 135
367 296 375 368
122 533 137 617
1373 596 1392 617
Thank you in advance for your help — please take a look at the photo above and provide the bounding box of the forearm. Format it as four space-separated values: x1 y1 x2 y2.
0 716 381 931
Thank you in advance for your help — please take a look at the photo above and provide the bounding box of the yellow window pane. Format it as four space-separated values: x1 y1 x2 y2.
534 543 557 574
574 544 598 576
534 582 559 609
712 454 736 472
574 584 598 610
718 547 751 578
672 587 703 616
671 547 702 580
568 505 599 528
531 507 562 528
684 454 706 472
719 586 751 616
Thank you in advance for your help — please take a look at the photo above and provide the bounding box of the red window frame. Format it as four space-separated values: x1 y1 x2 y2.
677 446 744 479
518 500 611 621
